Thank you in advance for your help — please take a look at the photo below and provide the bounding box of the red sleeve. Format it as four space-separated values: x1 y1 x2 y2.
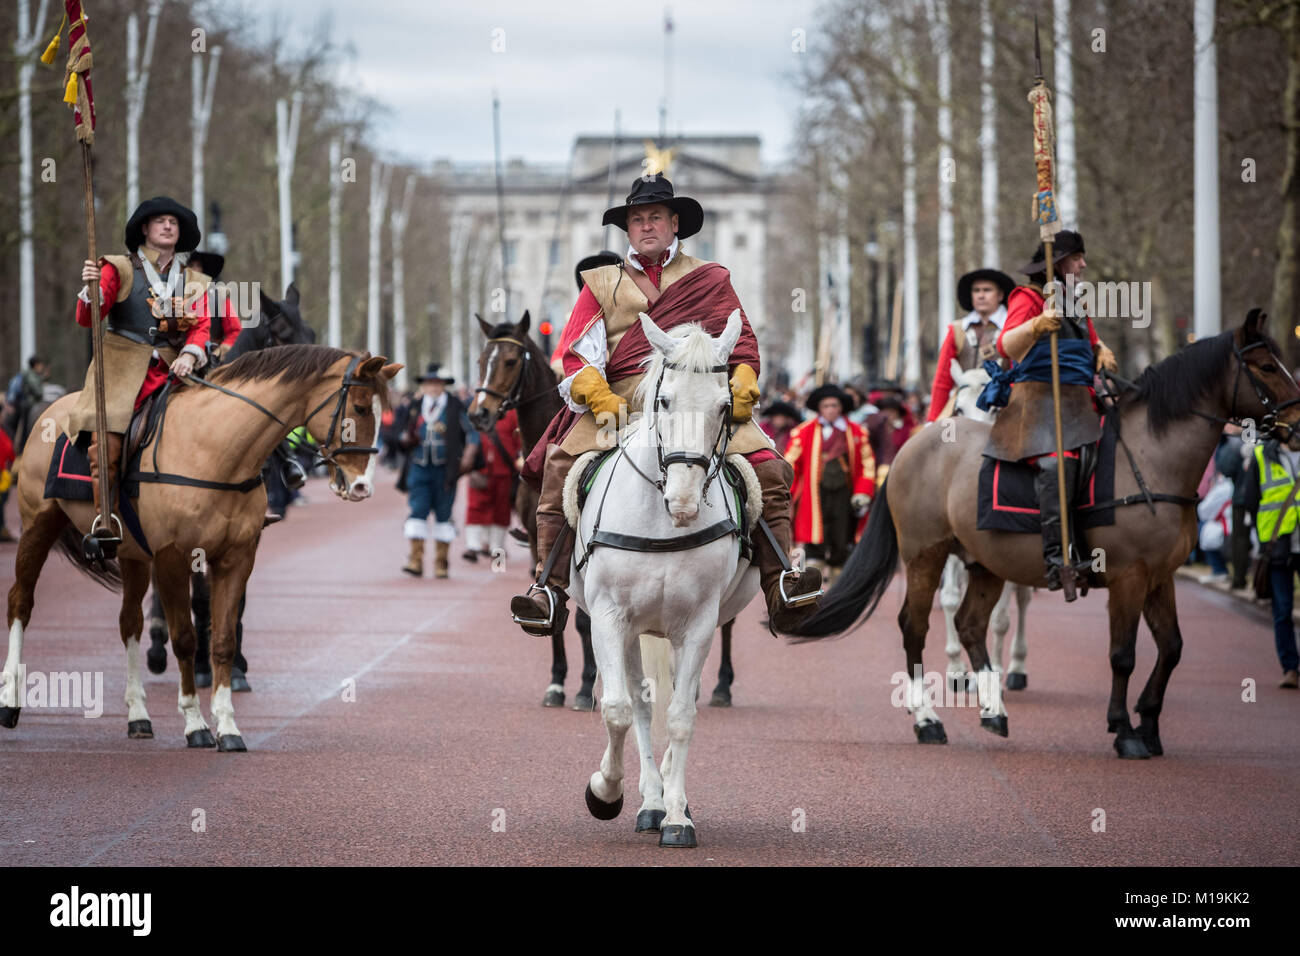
996 286 1042 358
557 286 605 378
76 262 121 327
221 296 241 348
852 425 876 497
926 326 959 421
181 287 211 352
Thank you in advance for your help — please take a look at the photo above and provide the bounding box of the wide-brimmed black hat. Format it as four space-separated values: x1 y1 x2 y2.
416 362 454 384
601 174 704 240
957 268 1015 312
1019 229 1085 277
806 384 855 414
761 400 800 422
125 196 201 253
575 250 623 291
188 249 225 281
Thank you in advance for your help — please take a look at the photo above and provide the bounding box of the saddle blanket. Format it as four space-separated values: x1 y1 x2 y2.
43 434 95 501
976 414 1118 534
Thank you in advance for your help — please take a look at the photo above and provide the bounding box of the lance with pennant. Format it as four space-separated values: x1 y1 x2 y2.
1028 15 1075 600
42 1 120 559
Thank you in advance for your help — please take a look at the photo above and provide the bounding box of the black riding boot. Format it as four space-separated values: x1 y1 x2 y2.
1035 455 1069 591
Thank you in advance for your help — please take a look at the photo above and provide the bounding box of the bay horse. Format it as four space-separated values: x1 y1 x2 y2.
467 311 598 711
575 312 758 848
939 360 1034 692
792 311 1300 759
4 346 399 749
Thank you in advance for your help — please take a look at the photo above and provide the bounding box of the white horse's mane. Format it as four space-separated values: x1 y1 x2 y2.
634 323 721 408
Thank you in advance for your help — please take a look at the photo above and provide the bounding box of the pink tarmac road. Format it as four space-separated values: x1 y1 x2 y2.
1 474 1296 866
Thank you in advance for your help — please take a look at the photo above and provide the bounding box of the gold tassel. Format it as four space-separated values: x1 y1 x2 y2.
40 12 67 65
63 73 78 106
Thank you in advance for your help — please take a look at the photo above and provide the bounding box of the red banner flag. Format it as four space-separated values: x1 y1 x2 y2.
41 1 96 144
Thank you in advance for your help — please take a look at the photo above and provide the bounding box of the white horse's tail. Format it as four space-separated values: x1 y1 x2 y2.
640 634 674 749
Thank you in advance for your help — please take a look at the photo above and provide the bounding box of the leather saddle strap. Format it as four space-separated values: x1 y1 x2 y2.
756 516 793 572
589 518 737 554
626 266 661 305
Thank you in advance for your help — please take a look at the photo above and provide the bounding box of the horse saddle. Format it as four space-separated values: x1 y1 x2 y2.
976 413 1119 534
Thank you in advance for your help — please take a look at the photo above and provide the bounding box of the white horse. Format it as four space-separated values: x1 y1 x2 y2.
572 311 758 848
937 359 1034 695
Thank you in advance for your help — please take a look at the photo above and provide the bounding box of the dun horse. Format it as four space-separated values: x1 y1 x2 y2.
793 311 1300 759
4 346 399 749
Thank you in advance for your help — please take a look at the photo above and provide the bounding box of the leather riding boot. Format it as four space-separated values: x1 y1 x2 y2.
511 448 577 636
402 538 424 577
1035 455 1071 591
511 512 574 637
434 541 450 579
751 457 823 633
88 431 125 555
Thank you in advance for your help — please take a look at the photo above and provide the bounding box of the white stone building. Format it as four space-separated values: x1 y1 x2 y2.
434 134 774 387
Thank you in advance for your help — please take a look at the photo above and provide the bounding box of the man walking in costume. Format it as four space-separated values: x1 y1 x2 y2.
785 383 875 584
512 173 822 636
72 197 213 556
984 230 1117 592
400 363 479 579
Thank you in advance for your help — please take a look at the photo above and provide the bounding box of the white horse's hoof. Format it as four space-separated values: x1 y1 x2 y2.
1005 672 1028 691
585 782 623 820
980 714 1009 737
659 822 697 848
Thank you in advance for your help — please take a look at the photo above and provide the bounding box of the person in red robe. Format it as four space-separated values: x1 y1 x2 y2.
785 384 875 580
464 408 522 562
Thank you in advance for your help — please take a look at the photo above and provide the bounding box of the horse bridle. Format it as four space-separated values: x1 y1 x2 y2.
620 359 734 508
191 353 379 489
300 354 381 488
474 336 556 415
1183 339 1300 441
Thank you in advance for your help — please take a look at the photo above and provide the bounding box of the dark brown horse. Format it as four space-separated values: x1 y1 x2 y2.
467 312 598 710
792 311 1300 758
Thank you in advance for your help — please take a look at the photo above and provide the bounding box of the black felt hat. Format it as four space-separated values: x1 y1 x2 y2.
601 174 704 240
1018 229 1086 277
188 249 225 281
957 269 1015 312
125 196 201 253
806 384 855 414
574 250 623 291
417 362 454 384
761 400 801 422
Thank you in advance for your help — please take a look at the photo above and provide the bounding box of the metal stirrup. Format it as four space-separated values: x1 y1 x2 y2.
779 569 823 608
512 584 557 629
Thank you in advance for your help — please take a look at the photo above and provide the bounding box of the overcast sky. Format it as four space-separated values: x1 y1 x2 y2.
260 0 822 168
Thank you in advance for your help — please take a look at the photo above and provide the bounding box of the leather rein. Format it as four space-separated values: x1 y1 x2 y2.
132 354 377 494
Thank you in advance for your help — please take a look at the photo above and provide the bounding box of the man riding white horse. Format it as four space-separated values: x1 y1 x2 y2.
513 173 822 636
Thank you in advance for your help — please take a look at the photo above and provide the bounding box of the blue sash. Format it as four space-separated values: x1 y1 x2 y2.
977 338 1094 411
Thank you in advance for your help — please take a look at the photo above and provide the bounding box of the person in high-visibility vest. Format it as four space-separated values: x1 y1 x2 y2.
1243 438 1300 688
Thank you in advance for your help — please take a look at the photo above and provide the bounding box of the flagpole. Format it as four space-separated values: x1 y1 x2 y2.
1030 17 1074 601
79 140 117 548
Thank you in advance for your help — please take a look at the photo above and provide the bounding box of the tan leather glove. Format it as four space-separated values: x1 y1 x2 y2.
1095 342 1118 374
729 364 760 423
1030 309 1062 338
570 366 625 420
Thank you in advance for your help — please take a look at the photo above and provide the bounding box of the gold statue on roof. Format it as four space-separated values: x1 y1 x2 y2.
642 139 678 178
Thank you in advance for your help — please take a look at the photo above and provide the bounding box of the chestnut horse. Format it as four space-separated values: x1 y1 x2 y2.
792 311 1300 759
4 346 399 750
